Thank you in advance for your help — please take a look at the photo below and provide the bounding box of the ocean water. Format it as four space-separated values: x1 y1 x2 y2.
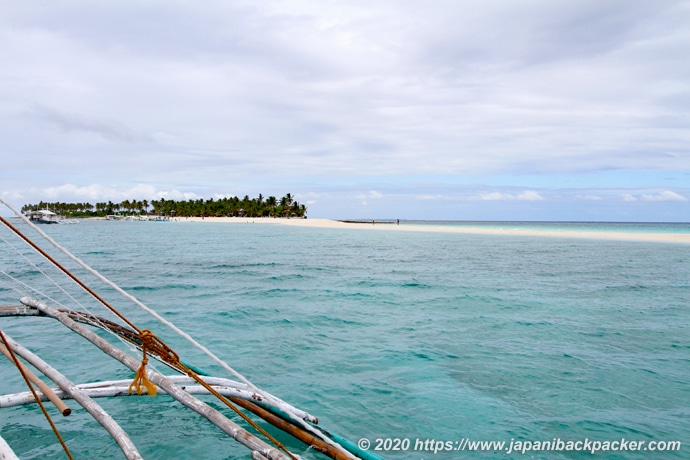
1 220 689 459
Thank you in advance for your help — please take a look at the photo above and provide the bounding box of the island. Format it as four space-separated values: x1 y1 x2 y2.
21 194 307 219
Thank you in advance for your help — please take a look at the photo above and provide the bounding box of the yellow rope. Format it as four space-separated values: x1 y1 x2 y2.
130 329 297 460
0 329 74 460
127 330 157 396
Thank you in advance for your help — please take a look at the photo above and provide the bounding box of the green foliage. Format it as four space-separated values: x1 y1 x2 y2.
21 194 307 219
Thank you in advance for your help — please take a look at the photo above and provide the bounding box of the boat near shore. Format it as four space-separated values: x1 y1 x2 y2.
0 199 377 460
106 214 170 221
27 210 78 225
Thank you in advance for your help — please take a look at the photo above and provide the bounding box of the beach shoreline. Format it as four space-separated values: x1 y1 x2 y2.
172 216 690 243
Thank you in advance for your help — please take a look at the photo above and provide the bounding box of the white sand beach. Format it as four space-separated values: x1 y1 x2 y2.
174 217 690 244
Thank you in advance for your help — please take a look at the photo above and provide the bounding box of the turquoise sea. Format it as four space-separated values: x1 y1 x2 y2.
1 220 689 459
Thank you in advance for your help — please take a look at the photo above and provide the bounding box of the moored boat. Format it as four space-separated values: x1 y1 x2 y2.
27 209 60 224
26 209 78 225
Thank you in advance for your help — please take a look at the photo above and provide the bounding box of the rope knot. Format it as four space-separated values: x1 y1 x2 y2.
128 329 158 396
140 329 154 343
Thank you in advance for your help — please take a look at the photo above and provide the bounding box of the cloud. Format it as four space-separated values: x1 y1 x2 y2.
29 105 150 143
640 190 687 202
575 194 602 201
356 190 384 205
478 191 544 201
621 190 687 202
3 1 689 177
356 190 383 200
0 190 24 202
1 2 689 221
415 194 448 201
40 184 115 201
22 184 201 204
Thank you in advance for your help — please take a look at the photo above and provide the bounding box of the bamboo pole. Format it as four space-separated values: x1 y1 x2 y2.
1 380 362 459
2 298 321 427
4 309 350 459
0 343 71 416
21 297 291 460
169 376 318 423
1 333 143 460
2 303 332 450
232 398 354 460
0 305 40 317
1 381 261 409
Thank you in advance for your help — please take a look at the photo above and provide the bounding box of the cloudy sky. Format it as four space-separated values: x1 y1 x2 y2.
1 1 689 220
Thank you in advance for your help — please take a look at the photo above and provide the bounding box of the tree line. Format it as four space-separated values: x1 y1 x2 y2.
22 194 307 218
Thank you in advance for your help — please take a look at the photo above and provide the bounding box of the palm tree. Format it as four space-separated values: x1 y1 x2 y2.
266 196 278 217
95 202 107 216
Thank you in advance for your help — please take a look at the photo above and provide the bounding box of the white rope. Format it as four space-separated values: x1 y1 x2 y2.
0 229 147 360
1 198 257 389
0 231 85 309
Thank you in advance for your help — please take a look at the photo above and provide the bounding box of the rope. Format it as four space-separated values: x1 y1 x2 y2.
0 200 256 389
177 361 299 460
129 329 298 460
128 331 158 397
0 230 109 329
0 329 74 460
0 215 141 334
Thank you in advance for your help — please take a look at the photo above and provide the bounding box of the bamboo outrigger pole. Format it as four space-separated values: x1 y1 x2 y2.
0 343 71 416
3 303 358 459
0 379 286 410
21 296 292 460
233 398 354 460
1 333 143 460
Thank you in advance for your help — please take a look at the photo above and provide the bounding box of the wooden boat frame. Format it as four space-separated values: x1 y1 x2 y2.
0 199 381 460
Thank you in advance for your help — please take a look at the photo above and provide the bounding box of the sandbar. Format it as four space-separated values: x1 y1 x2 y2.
173 217 690 244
